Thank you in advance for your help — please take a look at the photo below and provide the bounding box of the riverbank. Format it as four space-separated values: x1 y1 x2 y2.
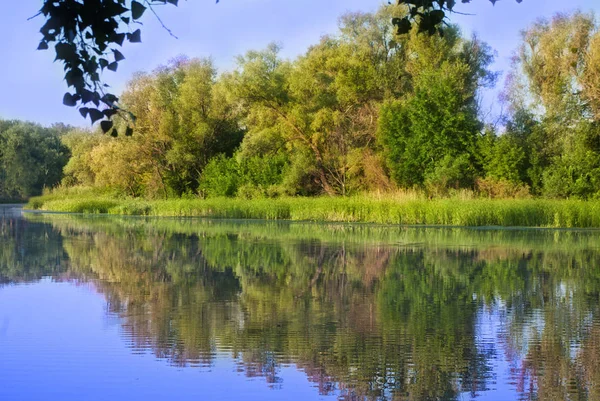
25 194 600 228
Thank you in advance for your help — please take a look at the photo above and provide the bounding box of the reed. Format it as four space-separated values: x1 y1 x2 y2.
25 193 600 228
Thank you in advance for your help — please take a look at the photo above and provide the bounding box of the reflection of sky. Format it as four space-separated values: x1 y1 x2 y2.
0 280 337 401
473 306 523 401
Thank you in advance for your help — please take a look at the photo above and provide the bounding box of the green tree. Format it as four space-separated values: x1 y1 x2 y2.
115 57 243 197
378 28 494 189
505 12 600 198
0 121 69 199
228 7 406 195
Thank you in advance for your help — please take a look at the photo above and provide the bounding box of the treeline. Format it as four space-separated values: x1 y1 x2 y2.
0 120 69 201
51 7 600 199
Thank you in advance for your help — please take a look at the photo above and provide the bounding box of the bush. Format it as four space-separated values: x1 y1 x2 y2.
476 177 531 199
424 154 475 197
198 155 239 197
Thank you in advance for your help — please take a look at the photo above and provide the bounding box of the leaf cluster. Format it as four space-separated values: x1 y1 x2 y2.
393 0 523 35
37 0 179 133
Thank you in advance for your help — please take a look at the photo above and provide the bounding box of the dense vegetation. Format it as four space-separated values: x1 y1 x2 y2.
0 120 69 201
36 6 597 203
25 195 600 228
10 5 600 228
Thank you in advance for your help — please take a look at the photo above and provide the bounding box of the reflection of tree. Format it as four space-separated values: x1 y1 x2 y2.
13 214 600 400
491 251 600 401
0 213 66 284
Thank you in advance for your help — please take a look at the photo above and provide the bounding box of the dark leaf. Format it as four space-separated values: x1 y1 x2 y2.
65 69 84 89
81 90 96 104
128 29 142 43
101 94 119 105
107 62 118 72
131 1 147 20
37 41 49 50
55 42 76 62
110 128 119 137
88 108 104 124
429 10 446 25
103 108 119 118
110 33 126 46
63 93 77 107
113 49 125 62
125 126 134 136
79 107 89 118
393 18 412 35
100 120 114 133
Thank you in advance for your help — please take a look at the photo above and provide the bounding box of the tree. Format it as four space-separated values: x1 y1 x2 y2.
378 27 495 189
0 121 70 199
504 11 600 198
227 7 405 196
60 57 244 198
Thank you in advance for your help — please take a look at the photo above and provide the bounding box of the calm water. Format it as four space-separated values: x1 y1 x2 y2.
2 205 600 400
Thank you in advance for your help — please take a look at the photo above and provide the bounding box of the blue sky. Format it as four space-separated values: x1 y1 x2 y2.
1 0 599 127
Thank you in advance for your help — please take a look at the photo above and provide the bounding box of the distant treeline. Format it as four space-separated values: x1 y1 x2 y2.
13 6 600 200
0 120 69 201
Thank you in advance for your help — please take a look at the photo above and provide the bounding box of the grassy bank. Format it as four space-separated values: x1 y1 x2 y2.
25 193 600 228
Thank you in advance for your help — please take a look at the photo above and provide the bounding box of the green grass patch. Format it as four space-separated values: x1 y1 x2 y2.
25 194 600 228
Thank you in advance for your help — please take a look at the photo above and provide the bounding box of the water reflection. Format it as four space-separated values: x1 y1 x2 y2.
3 209 600 400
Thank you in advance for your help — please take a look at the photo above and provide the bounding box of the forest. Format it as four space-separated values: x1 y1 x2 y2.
0 121 69 201
8 6 600 202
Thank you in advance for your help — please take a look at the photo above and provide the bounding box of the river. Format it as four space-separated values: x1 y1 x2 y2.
1 205 599 400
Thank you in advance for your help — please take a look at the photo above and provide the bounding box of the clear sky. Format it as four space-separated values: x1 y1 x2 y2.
1 0 599 127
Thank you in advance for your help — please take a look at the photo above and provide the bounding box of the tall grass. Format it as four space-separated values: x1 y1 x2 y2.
25 193 600 228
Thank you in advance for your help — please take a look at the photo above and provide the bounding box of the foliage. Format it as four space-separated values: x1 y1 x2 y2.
475 177 531 199
36 0 180 128
424 154 476 197
62 58 244 198
33 6 600 203
503 11 600 199
394 0 523 35
227 7 404 196
0 120 70 200
378 29 493 190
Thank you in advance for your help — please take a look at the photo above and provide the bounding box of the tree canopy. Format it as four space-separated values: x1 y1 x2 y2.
0 121 69 200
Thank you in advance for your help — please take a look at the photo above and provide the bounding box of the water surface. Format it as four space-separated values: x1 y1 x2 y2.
1 205 600 400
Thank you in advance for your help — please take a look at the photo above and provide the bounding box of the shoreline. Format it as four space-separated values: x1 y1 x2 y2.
26 195 600 229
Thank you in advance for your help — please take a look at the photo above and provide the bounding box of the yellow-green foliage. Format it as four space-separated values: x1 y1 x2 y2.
26 193 600 228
